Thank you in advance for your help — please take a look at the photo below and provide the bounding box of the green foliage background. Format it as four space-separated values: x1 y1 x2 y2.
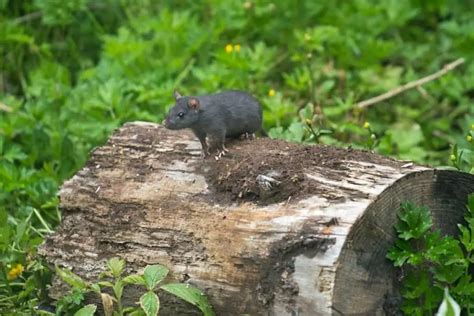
0 0 473 313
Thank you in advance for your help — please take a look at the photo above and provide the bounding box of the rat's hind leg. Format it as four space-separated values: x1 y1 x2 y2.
213 130 229 160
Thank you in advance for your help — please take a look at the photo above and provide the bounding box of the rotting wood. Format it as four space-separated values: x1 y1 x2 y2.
39 121 474 315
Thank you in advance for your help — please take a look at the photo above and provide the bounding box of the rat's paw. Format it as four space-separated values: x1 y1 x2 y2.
201 149 210 159
248 132 256 140
214 146 229 160
240 132 255 140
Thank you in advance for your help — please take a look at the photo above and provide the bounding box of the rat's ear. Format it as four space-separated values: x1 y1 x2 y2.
188 98 200 110
173 90 182 100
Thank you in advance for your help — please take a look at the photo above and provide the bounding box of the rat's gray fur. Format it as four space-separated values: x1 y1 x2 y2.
164 90 262 157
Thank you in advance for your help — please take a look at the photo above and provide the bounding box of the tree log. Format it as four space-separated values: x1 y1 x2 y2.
39 122 474 315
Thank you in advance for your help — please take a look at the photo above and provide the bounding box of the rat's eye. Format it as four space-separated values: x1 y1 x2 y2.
177 112 185 118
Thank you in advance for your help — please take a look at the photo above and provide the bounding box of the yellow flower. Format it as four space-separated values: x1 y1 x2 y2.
268 89 276 97
471 124 474 130
225 44 233 53
467 135 473 142
450 154 456 162
363 121 370 129
243 1 252 9
234 44 241 52
7 263 24 280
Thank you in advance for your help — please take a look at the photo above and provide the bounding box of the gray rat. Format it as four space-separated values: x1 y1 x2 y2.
164 90 262 158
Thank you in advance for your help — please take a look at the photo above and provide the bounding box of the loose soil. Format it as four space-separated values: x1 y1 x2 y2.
202 137 405 205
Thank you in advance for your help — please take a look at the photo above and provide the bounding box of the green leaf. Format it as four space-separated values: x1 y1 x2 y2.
161 283 215 316
140 291 159 316
113 280 124 301
3 145 27 162
123 306 143 314
128 309 147 316
55 266 88 289
0 208 7 225
436 288 460 316
107 257 125 278
6 33 33 44
143 265 169 290
74 304 97 316
90 283 101 294
123 274 146 286
66 288 86 305
395 201 433 240
386 246 411 267
401 270 431 300
15 220 28 244
433 263 466 284
286 121 306 142
458 224 474 252
0 209 11 249
98 281 114 288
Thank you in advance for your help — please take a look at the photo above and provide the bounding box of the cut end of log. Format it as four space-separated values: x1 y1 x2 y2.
40 122 474 315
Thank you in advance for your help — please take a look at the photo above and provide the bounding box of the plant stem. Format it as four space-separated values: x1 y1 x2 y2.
0 263 12 295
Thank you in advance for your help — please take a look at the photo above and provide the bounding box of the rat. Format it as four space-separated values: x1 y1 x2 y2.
163 90 262 158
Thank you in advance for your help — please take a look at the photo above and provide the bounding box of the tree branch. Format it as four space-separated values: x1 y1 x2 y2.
355 58 465 109
13 11 43 24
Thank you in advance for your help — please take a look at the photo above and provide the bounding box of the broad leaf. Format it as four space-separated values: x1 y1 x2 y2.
55 266 88 289
435 288 460 316
98 281 114 288
128 309 147 316
140 291 159 316
143 265 168 290
123 274 146 286
395 201 432 240
161 283 215 316
107 257 125 278
74 304 97 316
113 280 124 301
123 307 144 314
90 283 101 294
458 224 473 252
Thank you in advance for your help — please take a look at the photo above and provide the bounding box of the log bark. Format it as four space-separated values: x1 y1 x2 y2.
39 121 474 315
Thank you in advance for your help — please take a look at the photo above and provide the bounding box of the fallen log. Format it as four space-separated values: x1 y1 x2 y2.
39 122 474 315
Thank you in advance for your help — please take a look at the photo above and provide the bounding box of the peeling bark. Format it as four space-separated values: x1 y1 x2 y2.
39 122 474 315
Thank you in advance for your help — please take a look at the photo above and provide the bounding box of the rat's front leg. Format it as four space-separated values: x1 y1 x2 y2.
193 131 210 158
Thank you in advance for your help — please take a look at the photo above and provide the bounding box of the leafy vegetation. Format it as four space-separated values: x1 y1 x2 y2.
52 257 214 316
0 0 473 314
436 288 461 316
387 194 474 315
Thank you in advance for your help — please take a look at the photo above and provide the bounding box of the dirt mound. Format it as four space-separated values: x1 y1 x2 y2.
202 137 404 205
